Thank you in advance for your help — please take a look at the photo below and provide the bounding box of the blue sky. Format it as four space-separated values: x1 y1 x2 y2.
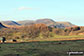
0 0 84 26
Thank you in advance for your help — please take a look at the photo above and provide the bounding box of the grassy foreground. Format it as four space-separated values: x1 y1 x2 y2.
0 40 84 56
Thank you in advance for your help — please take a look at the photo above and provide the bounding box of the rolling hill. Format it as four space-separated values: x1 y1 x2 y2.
17 20 35 25
0 19 75 28
1 21 21 26
0 22 7 28
17 19 75 28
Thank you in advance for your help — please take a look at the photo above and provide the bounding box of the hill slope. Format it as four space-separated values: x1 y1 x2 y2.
0 22 7 28
18 20 35 25
1 21 21 26
18 19 75 28
1 19 75 28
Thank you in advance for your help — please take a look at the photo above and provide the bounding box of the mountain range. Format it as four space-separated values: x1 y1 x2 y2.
0 19 75 28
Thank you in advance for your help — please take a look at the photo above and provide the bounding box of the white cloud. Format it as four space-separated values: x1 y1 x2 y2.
18 7 33 10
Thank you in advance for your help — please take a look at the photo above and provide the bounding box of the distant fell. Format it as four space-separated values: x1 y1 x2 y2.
1 19 75 28
36 19 56 24
18 20 35 25
1 21 21 26
0 22 7 28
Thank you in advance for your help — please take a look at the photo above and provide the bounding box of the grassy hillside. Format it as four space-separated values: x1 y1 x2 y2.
0 23 84 42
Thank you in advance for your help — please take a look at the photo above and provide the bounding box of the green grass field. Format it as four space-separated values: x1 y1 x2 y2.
0 40 84 56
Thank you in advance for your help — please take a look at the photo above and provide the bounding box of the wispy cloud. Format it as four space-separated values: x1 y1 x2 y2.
18 6 33 10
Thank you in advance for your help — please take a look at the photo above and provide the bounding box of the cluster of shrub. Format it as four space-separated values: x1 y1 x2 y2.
0 23 82 40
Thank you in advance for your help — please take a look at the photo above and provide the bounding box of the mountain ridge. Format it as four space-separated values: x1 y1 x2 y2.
0 19 76 28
